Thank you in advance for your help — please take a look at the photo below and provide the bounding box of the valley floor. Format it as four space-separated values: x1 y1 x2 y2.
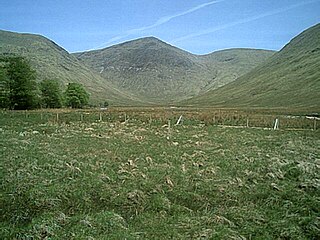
0 110 319 239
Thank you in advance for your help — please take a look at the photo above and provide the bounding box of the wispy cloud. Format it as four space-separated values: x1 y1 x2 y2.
95 0 225 49
173 0 320 43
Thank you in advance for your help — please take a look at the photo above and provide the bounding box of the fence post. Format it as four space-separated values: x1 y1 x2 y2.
56 113 59 123
246 118 249 128
176 115 183 125
273 118 279 130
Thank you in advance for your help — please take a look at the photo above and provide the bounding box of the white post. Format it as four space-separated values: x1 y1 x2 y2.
176 115 183 125
273 118 279 130
99 112 102 122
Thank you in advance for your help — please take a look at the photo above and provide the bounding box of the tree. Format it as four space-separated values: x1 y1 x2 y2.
4 57 38 109
40 79 63 108
64 83 89 108
0 65 10 108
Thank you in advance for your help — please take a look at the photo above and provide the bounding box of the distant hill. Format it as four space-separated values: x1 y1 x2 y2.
0 30 143 105
74 37 274 104
185 23 320 109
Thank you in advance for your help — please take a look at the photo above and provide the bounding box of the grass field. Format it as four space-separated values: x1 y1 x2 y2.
1 109 319 239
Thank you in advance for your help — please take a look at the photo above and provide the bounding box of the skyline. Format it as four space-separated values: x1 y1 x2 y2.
1 0 320 54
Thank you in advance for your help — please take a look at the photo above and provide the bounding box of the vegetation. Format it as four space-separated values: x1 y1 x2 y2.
0 109 319 239
65 82 90 108
0 56 91 110
0 65 9 108
0 56 38 110
185 23 320 108
40 79 63 108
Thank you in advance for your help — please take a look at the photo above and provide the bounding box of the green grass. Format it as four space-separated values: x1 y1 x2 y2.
1 110 319 239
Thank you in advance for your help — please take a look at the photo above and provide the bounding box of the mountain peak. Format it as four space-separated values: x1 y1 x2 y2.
113 36 173 50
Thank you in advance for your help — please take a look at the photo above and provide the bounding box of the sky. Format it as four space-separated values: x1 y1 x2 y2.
1 0 320 54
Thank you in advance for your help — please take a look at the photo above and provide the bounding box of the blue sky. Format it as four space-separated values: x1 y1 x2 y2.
1 0 319 54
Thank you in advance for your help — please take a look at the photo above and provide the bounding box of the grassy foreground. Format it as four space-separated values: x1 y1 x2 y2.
0 111 319 239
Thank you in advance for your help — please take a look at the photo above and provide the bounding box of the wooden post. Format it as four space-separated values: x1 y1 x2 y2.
124 113 127 123
168 120 171 135
246 118 249 128
99 112 102 122
80 113 83 122
56 113 59 123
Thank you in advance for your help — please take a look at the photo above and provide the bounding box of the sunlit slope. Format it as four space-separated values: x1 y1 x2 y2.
0 30 144 105
185 24 320 109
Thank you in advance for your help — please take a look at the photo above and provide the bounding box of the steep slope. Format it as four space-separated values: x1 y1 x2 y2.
75 37 274 103
0 30 143 105
185 24 320 109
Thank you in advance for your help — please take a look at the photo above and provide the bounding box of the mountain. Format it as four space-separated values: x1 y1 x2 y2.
74 37 274 104
185 23 320 109
0 30 143 105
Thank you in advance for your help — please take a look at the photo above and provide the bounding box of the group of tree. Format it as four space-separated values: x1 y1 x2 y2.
0 56 90 109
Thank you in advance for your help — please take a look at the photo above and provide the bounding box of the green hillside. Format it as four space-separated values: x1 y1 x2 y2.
74 37 274 104
0 30 143 105
185 24 320 109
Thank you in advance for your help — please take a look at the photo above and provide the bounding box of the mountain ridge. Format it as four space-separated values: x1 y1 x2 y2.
74 37 274 103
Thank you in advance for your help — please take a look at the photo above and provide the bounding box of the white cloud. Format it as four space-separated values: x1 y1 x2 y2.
173 0 320 43
95 0 225 48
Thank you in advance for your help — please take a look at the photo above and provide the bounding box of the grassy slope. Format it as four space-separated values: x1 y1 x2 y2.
185 24 320 109
74 37 274 104
0 111 319 239
0 30 144 105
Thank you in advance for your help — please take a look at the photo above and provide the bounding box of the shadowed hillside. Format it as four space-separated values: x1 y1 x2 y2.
74 37 274 103
185 23 320 109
